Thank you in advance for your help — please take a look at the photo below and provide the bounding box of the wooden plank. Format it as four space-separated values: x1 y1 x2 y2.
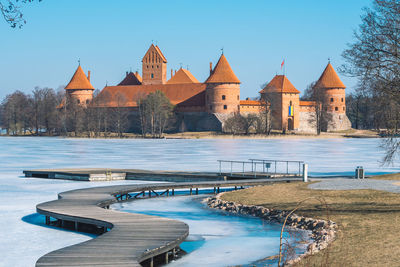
35 179 300 266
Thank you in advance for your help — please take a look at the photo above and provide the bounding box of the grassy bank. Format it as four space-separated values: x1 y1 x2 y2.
0 129 379 139
221 181 400 266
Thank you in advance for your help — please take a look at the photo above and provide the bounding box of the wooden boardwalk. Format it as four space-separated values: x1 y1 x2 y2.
35 179 301 266
24 168 300 182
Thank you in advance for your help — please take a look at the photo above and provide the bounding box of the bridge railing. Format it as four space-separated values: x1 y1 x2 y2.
217 159 305 177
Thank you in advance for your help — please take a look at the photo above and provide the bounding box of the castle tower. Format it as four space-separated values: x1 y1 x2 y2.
314 62 351 131
205 54 240 114
141 44 167 85
314 63 346 114
65 65 94 106
260 75 300 131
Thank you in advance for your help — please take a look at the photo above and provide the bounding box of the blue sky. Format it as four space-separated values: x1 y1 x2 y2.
0 0 369 99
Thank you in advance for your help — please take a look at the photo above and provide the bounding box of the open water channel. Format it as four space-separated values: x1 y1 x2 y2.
0 137 398 266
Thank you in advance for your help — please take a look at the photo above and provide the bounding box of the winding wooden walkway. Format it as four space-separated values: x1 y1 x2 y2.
36 179 301 266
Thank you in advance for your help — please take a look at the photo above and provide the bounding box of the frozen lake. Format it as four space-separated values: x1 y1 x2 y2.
0 137 398 266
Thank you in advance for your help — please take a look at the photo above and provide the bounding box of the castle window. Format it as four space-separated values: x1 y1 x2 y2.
222 95 226 100
331 98 334 102
86 99 89 104
147 65 149 69
335 107 338 111
341 98 344 102
224 105 227 110
237 95 239 100
290 100 292 106
157 65 159 68
343 107 345 111
152 65 154 68
151 73 154 79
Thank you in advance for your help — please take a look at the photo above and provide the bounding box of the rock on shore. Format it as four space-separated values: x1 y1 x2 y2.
205 193 337 266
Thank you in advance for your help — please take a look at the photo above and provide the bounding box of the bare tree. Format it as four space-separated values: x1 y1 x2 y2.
0 0 41 28
302 82 329 135
111 92 129 138
342 0 400 162
138 91 174 138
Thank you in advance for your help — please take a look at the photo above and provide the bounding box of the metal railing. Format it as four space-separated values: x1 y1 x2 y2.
218 159 305 178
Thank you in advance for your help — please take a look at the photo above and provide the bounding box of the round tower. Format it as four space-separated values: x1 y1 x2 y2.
205 54 240 114
314 62 351 131
314 63 346 114
65 65 94 106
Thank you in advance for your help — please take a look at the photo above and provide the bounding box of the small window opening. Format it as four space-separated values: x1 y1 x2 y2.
330 98 334 102
341 98 344 102
222 95 226 100
224 105 227 110
335 107 338 111
151 73 154 79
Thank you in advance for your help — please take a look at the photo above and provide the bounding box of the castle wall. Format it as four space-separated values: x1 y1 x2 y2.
322 88 346 113
206 83 240 114
239 104 262 114
298 111 317 134
326 112 352 132
68 89 94 105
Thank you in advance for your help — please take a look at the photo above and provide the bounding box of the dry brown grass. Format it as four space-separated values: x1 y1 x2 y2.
369 172 400 180
221 182 400 267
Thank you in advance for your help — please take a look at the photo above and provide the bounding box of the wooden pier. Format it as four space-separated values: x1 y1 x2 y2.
35 178 301 266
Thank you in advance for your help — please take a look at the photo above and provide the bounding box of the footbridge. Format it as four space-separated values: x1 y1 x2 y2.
35 178 301 267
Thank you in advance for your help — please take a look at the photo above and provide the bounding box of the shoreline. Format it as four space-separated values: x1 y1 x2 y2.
205 192 337 266
0 129 380 140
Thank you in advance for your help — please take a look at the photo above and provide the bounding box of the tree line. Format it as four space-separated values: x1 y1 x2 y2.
0 88 174 137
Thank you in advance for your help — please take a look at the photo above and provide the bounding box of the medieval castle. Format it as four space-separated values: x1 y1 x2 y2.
64 44 351 133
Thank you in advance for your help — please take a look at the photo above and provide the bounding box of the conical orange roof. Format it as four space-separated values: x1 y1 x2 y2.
167 68 199 84
205 54 240 84
314 63 346 89
260 75 300 94
65 65 94 90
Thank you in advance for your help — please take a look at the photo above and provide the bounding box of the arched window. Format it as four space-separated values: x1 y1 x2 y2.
224 105 227 110
151 73 154 79
237 95 239 100
222 95 226 100
330 98 334 102
341 98 344 102
335 107 338 111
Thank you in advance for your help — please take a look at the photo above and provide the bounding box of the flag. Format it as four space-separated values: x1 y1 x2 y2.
281 60 285 69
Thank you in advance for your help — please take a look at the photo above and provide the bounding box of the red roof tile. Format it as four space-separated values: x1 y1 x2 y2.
118 72 142 86
205 54 240 84
314 63 346 89
167 68 199 84
65 65 94 90
260 75 300 94
300 100 317 106
240 100 261 106
94 83 206 108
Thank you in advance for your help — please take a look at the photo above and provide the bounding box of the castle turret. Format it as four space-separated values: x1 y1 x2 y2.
65 65 94 105
314 62 351 131
205 54 240 114
314 63 346 114
260 75 300 131
141 44 167 85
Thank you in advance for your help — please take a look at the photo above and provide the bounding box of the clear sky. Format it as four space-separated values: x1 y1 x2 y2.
0 0 369 99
